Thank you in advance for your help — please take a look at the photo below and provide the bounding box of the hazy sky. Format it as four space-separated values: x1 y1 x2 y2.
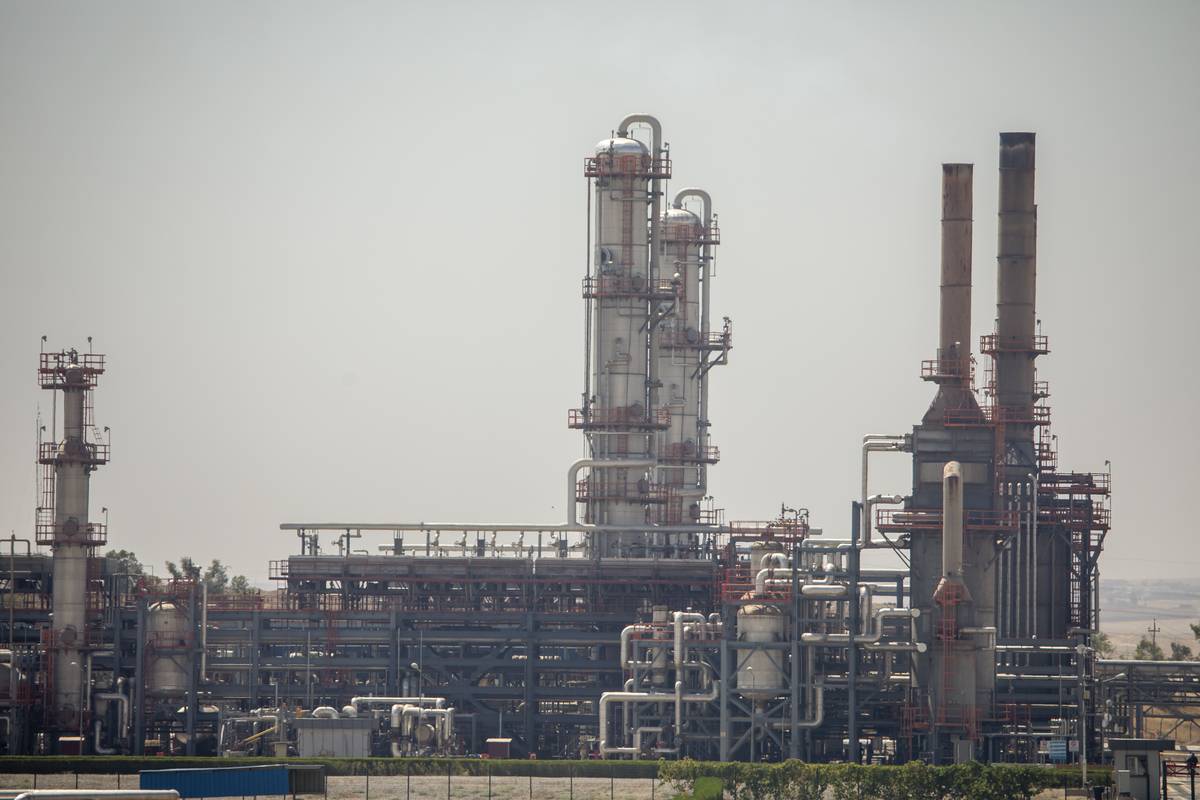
1 2 1197 583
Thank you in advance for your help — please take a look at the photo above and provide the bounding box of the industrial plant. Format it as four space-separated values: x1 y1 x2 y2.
2 112 1186 768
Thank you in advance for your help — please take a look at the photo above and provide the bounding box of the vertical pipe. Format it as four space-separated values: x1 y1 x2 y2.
847 502 861 763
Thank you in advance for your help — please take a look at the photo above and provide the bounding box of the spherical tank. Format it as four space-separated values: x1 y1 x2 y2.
147 601 190 696
735 604 786 699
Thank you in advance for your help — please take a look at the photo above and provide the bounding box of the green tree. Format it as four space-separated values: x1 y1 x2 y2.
1134 636 1165 660
165 557 201 582
1092 631 1115 657
1171 641 1193 661
202 559 229 593
228 574 254 594
105 549 144 576
1190 621 1200 642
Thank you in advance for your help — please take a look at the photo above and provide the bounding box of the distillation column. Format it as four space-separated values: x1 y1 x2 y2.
652 190 726 539
575 115 670 556
37 349 108 736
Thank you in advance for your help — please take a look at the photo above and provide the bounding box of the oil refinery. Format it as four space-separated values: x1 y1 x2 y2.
2 112 1185 767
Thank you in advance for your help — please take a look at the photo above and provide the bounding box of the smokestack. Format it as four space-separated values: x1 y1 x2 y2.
923 164 978 424
939 164 973 379
994 133 1037 437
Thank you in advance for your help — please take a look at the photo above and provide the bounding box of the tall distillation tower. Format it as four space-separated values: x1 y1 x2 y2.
37 347 109 735
572 114 729 557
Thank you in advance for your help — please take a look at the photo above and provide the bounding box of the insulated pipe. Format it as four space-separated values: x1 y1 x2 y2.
93 720 116 755
620 624 655 668
674 678 720 731
94 692 129 742
598 690 655 755
860 436 911 549
352 696 444 710
943 462 965 585
673 612 705 670
566 459 656 528
801 584 848 599
312 706 338 719
770 680 826 731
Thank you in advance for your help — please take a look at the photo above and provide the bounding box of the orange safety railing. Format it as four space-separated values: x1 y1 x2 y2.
660 442 721 464
978 333 1050 355
37 440 109 465
920 357 975 383
568 406 672 430
34 521 107 548
582 274 677 299
584 155 671 179
876 508 1018 533
1039 471 1111 494
575 478 672 505
38 352 106 388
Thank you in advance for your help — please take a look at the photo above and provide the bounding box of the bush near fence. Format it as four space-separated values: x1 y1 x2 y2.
658 760 1113 800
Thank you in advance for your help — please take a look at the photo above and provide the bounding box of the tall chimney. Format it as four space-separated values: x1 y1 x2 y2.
939 164 974 380
922 164 978 424
994 132 1037 445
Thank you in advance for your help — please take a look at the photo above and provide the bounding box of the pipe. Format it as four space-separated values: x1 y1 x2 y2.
351 696 444 709
801 584 847 599
673 612 705 670
93 720 116 755
933 461 968 606
620 624 655 668
312 706 338 719
770 680 826 731
598 681 719 756
201 582 208 682
94 692 129 743
860 436 911 549
566 458 656 528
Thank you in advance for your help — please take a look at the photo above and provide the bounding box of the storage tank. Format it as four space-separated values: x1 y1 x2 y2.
735 604 786 699
146 601 190 696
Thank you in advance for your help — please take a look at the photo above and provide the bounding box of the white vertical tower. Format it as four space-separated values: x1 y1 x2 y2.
37 348 109 732
652 192 726 537
573 115 731 557
572 116 672 556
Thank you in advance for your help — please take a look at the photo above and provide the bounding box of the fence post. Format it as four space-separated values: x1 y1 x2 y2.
117 773 121 789
528 771 532 799
75 772 79 789
365 768 370 800
447 760 451 800
610 763 614 800
406 761 411 800
569 766 573 800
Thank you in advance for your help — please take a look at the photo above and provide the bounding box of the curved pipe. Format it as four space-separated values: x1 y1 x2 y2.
93 720 116 755
352 695 444 710
771 680 825 731
673 612 705 670
860 435 911 549
598 680 720 756
567 459 656 528
94 692 129 740
620 624 655 668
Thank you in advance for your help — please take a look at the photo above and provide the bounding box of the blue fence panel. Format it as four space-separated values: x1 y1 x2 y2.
140 764 291 798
